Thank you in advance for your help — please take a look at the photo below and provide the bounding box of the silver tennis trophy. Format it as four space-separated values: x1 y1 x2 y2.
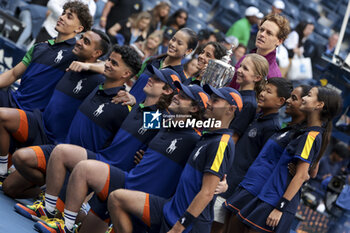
200 47 235 88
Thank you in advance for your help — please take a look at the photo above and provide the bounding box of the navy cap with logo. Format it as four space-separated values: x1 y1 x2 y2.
203 84 243 111
174 81 209 108
163 26 176 40
147 65 181 90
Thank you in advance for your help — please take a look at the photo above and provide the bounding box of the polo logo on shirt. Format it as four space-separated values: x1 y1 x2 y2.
277 131 288 140
54 50 64 63
138 126 148 135
193 146 203 161
248 128 257 138
166 138 182 154
93 103 105 117
73 79 85 94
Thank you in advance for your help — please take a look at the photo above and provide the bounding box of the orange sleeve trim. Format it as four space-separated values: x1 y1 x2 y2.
30 146 46 173
97 164 110 201
142 193 151 227
12 109 29 143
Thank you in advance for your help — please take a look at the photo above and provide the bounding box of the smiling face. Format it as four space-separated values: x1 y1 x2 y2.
236 57 259 86
72 31 102 61
255 20 282 54
204 94 231 120
300 87 322 113
55 8 83 35
168 91 193 115
285 87 304 117
103 52 130 80
197 44 215 71
146 35 161 49
143 76 167 97
257 83 281 109
167 30 191 58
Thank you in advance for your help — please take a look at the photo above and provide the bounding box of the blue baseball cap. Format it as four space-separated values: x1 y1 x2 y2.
203 84 243 111
174 81 209 108
147 65 181 90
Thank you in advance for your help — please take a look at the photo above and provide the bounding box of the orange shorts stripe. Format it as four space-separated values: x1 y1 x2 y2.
56 197 65 213
238 211 274 233
142 193 151 227
30 146 46 173
12 109 29 143
97 164 110 201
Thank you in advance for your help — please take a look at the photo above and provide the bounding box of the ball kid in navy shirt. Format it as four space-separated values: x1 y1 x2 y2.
237 86 342 233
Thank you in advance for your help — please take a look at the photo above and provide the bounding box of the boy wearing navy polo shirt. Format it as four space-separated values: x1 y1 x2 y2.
0 1 92 111
3 45 140 202
216 78 292 227
0 29 110 180
14 66 179 220
0 1 92 177
106 85 242 233
34 84 208 233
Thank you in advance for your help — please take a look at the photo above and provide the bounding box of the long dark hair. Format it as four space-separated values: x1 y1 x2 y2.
295 21 313 47
313 86 343 165
166 8 188 30
156 83 175 110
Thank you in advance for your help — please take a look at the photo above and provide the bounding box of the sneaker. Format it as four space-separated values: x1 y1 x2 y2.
14 200 53 221
34 220 77 233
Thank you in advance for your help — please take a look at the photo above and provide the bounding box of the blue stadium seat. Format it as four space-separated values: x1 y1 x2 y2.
243 0 260 8
142 0 155 11
302 1 320 19
211 8 241 33
197 0 219 13
299 11 316 24
186 16 206 33
284 2 299 20
170 0 189 11
288 0 303 7
284 15 298 30
337 3 347 17
309 33 328 47
321 0 339 11
188 4 209 22
258 0 272 15
314 23 331 39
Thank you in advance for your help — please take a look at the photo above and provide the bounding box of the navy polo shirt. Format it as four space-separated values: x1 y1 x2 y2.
130 58 187 103
12 38 77 111
240 124 305 196
125 127 201 198
65 85 130 152
95 104 161 171
43 70 105 143
222 112 281 199
163 129 235 232
229 90 257 137
258 126 323 214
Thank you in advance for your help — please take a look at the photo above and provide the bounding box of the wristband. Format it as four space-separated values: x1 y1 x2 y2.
178 211 196 228
275 197 290 212
100 17 106 21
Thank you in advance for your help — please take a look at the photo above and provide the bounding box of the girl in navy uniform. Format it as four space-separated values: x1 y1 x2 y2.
237 86 342 233
130 28 198 103
184 42 227 85
223 85 312 233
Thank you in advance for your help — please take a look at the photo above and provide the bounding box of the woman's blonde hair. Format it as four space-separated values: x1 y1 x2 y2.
141 30 163 55
131 11 152 31
244 54 269 95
